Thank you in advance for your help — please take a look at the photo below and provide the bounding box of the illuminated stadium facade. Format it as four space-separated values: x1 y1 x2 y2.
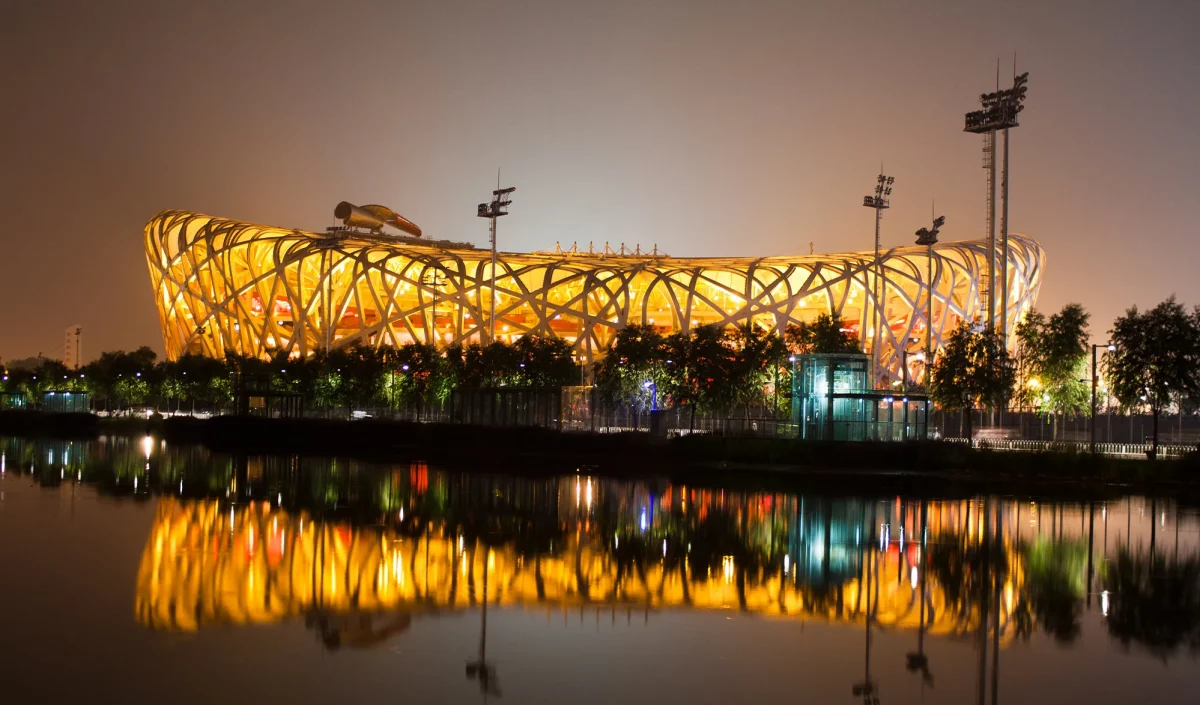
144 210 1044 377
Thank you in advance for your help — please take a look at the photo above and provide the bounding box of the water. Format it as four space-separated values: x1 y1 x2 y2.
1 435 1198 704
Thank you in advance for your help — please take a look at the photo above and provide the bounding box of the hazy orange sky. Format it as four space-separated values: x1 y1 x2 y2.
2 0 1197 362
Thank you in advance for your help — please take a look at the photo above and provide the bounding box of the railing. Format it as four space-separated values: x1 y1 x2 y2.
942 437 1197 458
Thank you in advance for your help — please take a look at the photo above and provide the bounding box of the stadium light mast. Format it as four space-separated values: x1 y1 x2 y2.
422 270 446 347
863 173 894 387
477 185 515 343
915 214 945 376
964 68 1028 341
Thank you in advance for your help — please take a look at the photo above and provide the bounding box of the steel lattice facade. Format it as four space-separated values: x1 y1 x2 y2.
144 210 1044 375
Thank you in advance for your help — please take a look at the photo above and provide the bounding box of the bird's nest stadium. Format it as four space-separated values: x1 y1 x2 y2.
144 209 1043 378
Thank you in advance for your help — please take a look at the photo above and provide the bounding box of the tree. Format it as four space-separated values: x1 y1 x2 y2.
160 353 234 413
316 344 385 413
267 351 321 401
81 347 158 412
383 343 449 416
1013 308 1046 406
687 324 740 415
727 323 788 416
657 325 739 427
785 312 861 354
1 358 84 407
595 325 666 411
1107 297 1200 458
512 335 579 387
928 322 1015 439
1015 304 1091 439
661 330 700 426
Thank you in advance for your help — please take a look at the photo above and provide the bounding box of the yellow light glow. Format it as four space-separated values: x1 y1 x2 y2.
145 210 1044 371
135 498 1027 637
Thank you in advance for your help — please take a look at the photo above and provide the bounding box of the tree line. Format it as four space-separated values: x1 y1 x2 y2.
0 314 859 419
0 337 579 416
4 297 1200 451
929 296 1200 454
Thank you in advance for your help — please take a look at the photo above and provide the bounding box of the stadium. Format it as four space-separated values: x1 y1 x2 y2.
144 208 1044 379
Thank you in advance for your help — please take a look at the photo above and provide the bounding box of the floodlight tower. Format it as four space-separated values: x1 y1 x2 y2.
863 173 894 387
915 214 945 373
477 185 515 343
964 70 1028 341
422 270 446 347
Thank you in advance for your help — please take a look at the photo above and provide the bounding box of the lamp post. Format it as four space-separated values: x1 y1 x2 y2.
642 380 658 411
915 214 945 375
863 174 894 388
1091 342 1115 453
422 271 446 347
964 71 1028 339
477 185 515 343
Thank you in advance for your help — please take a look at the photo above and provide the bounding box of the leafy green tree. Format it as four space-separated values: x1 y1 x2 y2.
1107 297 1200 457
383 343 448 414
226 352 271 386
512 335 579 387
595 325 666 410
1015 304 1091 439
81 347 158 412
113 376 152 409
160 353 234 413
661 330 700 425
1013 308 1046 405
928 322 1015 439
317 344 385 412
785 312 861 354
0 359 82 407
267 351 322 400
454 342 522 389
658 325 740 427
686 324 739 415
727 323 788 416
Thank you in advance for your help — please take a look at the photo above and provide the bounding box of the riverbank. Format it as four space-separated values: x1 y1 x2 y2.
3 410 1198 493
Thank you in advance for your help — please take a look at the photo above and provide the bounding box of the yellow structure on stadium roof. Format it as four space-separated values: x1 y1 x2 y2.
144 210 1044 374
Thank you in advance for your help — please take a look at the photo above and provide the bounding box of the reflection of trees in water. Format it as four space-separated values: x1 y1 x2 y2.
28 435 1179 652
1020 538 1087 644
1103 548 1200 659
925 531 1012 636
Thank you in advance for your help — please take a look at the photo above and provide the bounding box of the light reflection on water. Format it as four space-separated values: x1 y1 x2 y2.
1 434 1199 704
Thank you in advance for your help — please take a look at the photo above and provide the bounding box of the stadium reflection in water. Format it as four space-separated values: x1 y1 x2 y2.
3 435 1200 703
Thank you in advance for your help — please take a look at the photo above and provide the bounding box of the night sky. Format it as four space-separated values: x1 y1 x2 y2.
2 0 1197 362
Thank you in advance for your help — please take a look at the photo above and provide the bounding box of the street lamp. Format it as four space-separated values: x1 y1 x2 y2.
1091 342 1115 453
915 214 944 372
422 270 447 347
863 173 894 387
642 380 658 411
478 184 515 343
964 70 1029 339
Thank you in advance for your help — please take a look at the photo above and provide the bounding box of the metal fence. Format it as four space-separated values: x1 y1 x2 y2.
941 437 1196 458
930 408 1200 445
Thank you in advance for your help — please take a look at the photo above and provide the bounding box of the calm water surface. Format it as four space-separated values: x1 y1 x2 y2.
1 435 1198 704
